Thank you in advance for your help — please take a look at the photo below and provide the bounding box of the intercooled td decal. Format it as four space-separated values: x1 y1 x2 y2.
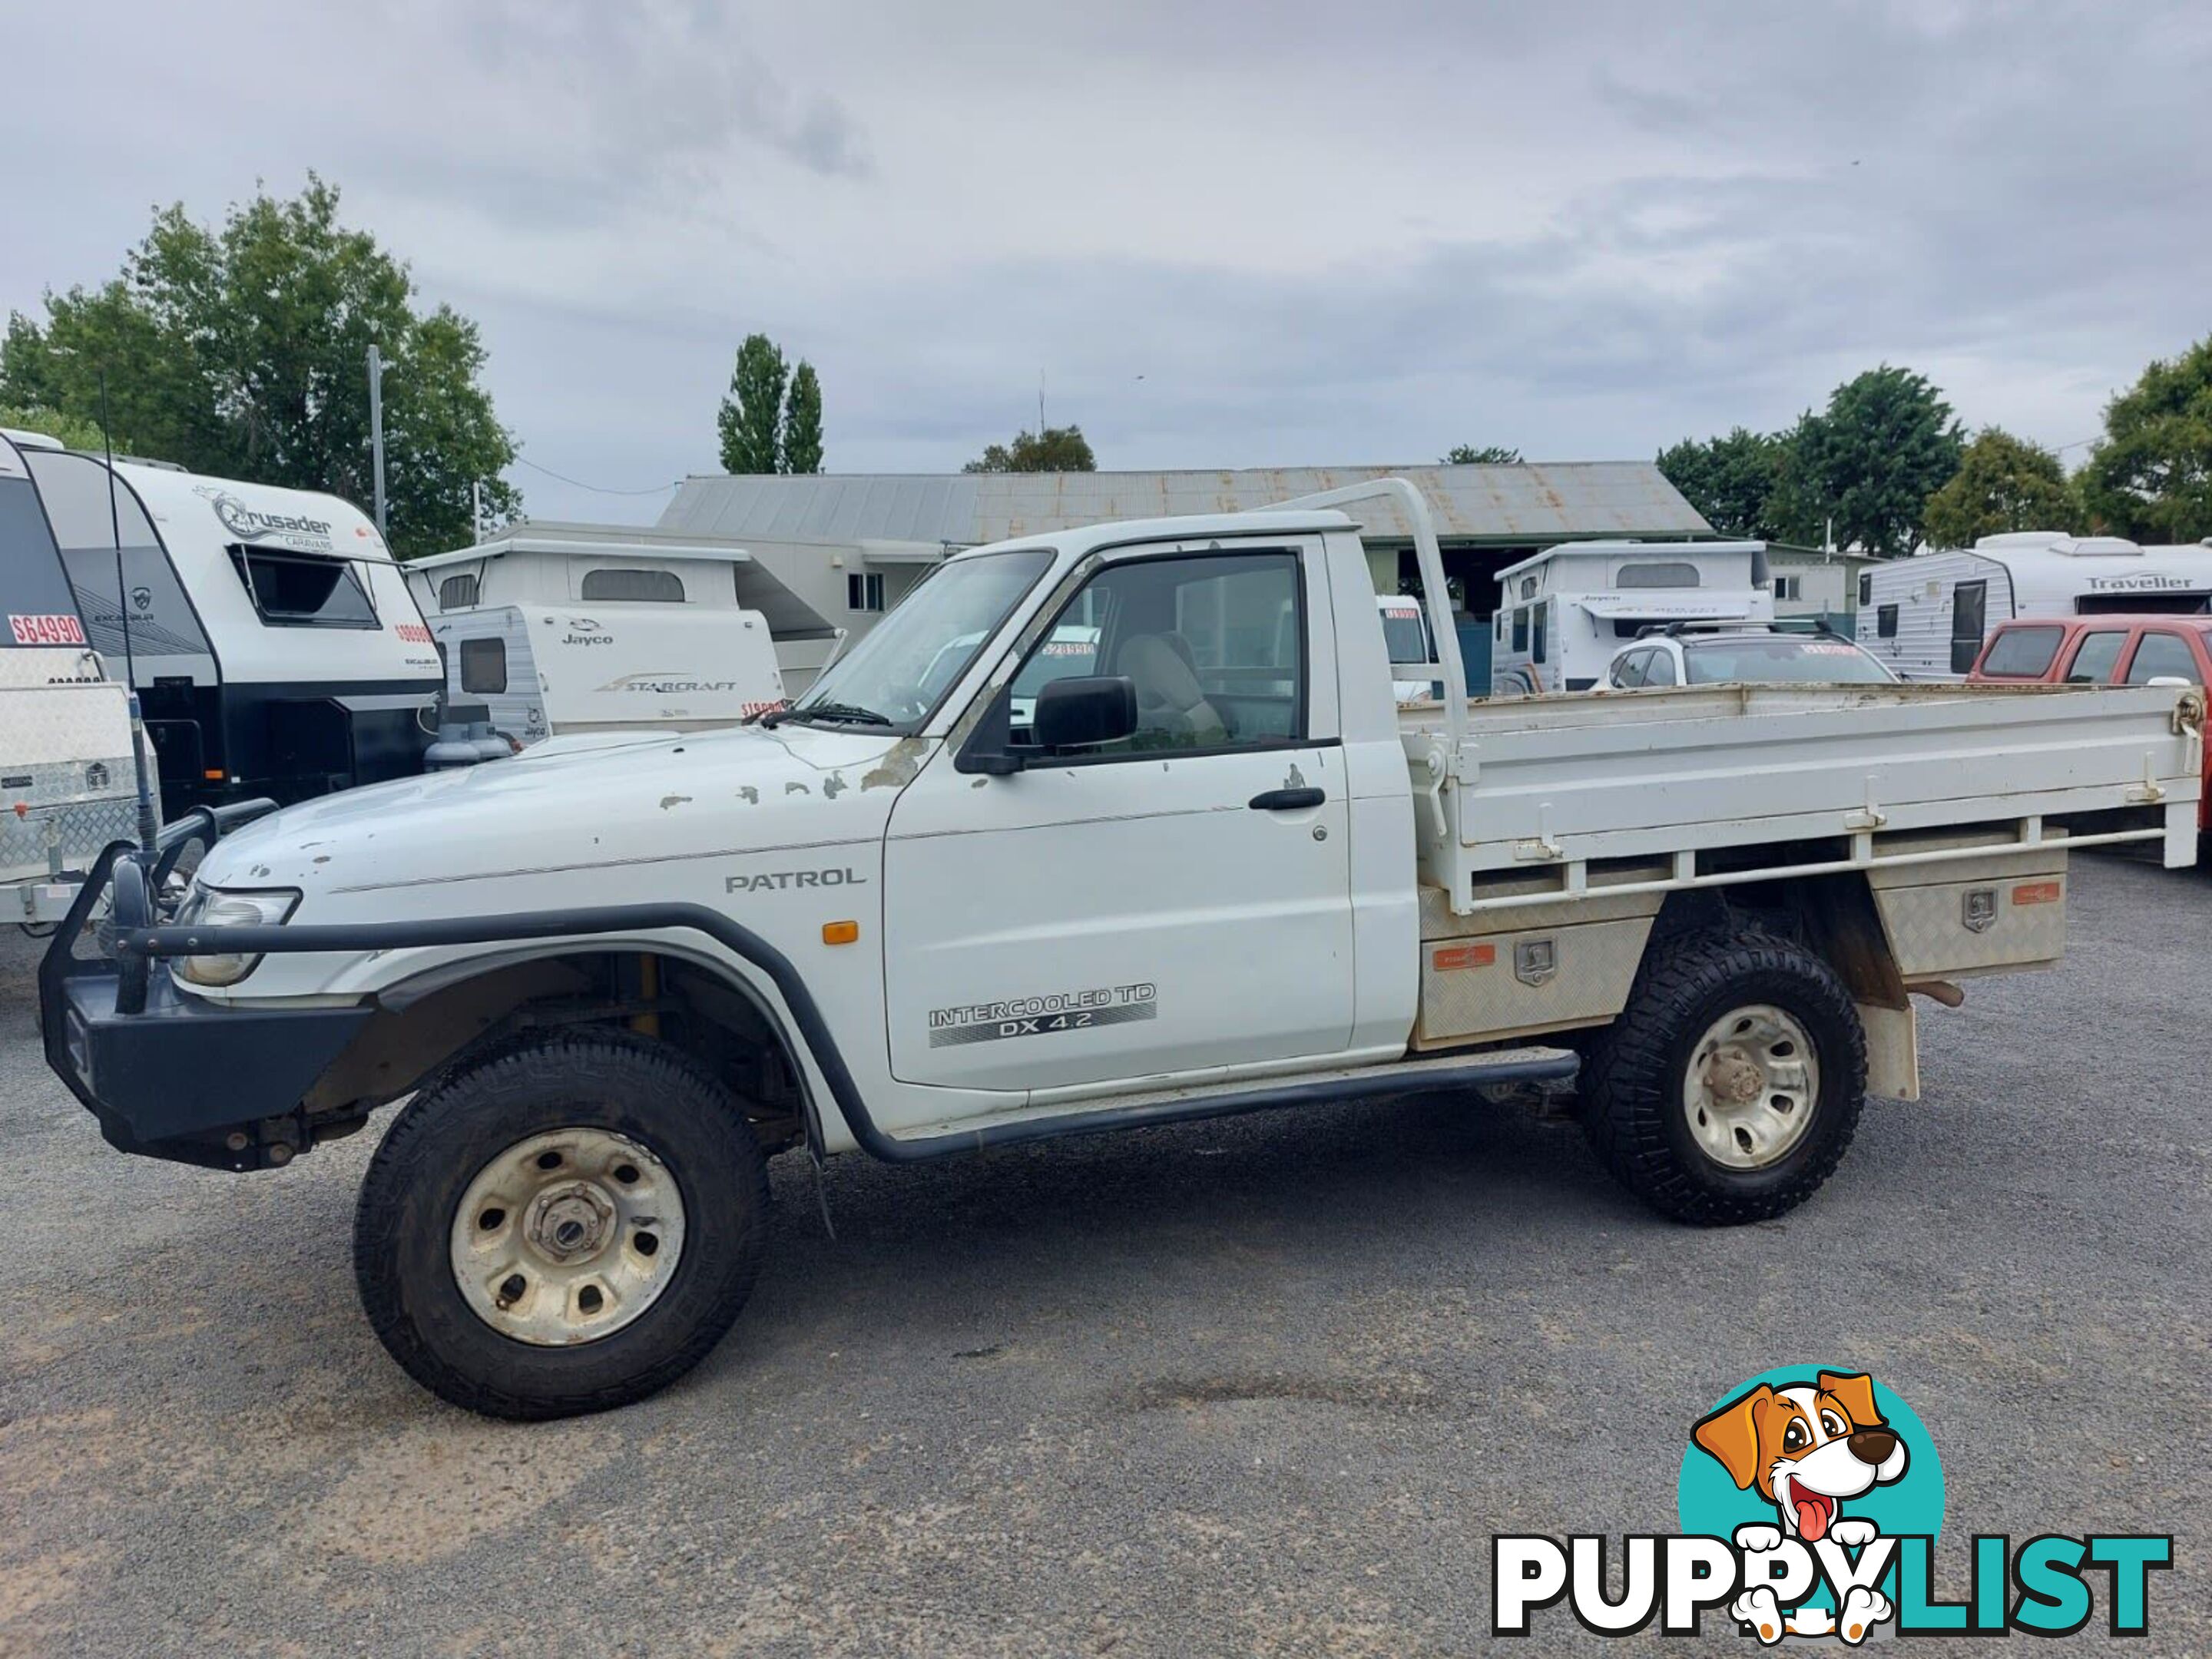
929 984 1157 1048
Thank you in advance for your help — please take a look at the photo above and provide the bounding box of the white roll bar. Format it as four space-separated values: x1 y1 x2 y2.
1254 477 1469 757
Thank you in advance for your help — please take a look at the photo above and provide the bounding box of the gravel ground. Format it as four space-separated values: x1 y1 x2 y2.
0 852 2204 1656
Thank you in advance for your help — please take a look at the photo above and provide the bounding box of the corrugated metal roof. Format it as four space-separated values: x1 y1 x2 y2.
657 462 1710 547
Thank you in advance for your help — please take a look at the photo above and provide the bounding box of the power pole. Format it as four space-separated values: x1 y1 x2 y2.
366 344 388 536
472 479 485 545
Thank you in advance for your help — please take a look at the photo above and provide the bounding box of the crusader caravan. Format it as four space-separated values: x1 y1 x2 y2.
1858 531 2212 680
408 525 788 744
1489 539 1773 694
14 442 439 814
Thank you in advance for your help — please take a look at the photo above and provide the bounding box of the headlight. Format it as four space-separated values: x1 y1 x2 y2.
173 887 302 987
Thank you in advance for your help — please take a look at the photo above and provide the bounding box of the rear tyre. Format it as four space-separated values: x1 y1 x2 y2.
1580 930 1866 1224
354 1032 768 1419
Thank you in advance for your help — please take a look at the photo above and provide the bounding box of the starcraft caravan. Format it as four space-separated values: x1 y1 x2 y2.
1858 532 2212 680
1488 539 1774 694
9 437 439 816
408 525 790 745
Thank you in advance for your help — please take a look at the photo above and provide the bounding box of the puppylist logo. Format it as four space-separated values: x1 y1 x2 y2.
1493 1366 2171 1641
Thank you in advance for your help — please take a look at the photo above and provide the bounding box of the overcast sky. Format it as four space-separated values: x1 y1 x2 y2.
5 1 2209 525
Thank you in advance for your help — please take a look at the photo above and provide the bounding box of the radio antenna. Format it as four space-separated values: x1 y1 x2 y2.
98 369 160 850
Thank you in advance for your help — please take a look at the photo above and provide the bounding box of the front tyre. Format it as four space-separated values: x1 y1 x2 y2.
353 1033 768 1419
1580 931 1866 1225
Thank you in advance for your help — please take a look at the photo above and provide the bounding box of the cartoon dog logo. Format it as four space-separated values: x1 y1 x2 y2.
1693 1371 1908 1643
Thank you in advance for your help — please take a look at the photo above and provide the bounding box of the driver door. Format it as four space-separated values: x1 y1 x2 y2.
881 539 1356 1095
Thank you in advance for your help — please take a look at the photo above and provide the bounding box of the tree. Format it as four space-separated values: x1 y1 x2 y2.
2077 333 2212 542
1442 444 1521 465
0 402 108 453
713 336 824 475
1655 428 1791 539
1786 366 1965 557
717 334 788 475
782 360 824 474
0 177 518 558
963 425 1097 473
1920 428 2076 548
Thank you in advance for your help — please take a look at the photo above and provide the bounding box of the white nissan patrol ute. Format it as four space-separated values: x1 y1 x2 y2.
41 481 2204 1419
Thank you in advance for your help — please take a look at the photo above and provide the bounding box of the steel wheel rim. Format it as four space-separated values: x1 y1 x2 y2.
449 1128 687 1346
1683 1003 1820 1171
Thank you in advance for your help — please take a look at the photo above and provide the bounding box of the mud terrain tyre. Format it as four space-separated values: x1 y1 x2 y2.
354 1032 767 1419
1580 930 1866 1225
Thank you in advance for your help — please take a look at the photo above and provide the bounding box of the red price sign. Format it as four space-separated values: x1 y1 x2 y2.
9 613 88 646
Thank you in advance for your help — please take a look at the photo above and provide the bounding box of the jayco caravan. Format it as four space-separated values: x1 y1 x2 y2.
8 438 439 813
1858 531 2212 680
1488 540 1774 694
408 528 786 743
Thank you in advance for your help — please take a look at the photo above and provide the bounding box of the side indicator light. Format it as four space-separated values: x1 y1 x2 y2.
822 920 860 945
2012 880 2061 906
204 768 226 780
1432 943 1496 972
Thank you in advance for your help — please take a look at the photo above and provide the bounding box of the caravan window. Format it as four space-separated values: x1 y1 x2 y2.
580 568 684 603
1531 602 1548 665
1614 561 1701 589
438 573 479 609
1859 573 1874 607
459 637 507 694
1511 608 1528 653
1876 604 1899 639
228 547 379 628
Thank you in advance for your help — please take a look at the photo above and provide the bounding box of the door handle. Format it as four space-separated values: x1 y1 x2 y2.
1248 786 1326 811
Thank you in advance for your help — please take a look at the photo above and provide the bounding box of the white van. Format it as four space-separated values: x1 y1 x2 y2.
1858 531 2212 680
1489 540 1774 694
2 432 147 922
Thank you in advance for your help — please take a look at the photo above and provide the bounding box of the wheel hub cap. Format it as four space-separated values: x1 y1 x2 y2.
449 1128 687 1346
1684 1004 1820 1171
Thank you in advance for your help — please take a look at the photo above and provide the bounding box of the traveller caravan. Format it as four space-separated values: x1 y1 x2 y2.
8 435 439 816
1858 531 2212 680
1489 540 1774 694
409 524 788 745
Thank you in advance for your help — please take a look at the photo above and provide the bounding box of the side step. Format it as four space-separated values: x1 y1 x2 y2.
886 1045 1579 1160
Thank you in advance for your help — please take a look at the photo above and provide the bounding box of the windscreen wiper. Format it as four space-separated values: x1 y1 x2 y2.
760 701 892 729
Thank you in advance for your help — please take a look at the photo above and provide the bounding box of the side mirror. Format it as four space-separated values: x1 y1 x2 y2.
1033 675 1137 751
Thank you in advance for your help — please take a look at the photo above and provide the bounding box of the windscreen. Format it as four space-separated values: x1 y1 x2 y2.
1684 637 1895 685
0 476 87 647
789 548 1053 730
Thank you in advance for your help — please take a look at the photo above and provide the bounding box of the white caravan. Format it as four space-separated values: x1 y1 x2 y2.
408 529 788 744
2 432 147 922
8 437 439 814
1858 531 2212 680
1489 540 1774 694
45 478 2201 1419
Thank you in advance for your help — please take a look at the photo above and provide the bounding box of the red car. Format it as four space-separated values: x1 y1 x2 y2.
1969 614 2210 849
